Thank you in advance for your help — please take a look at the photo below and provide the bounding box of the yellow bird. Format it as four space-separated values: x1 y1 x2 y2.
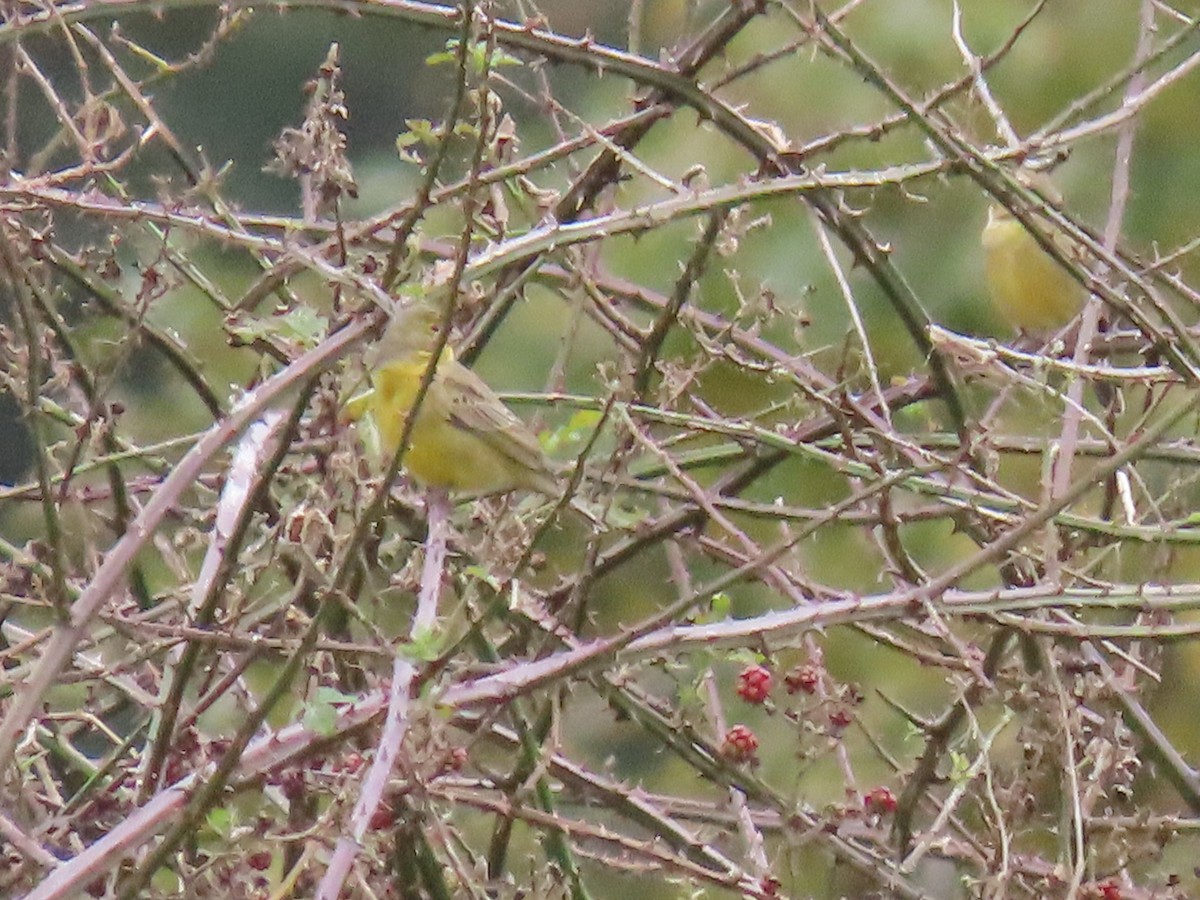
347 303 559 496
981 202 1086 332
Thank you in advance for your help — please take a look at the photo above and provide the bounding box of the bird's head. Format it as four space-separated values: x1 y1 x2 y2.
370 300 450 366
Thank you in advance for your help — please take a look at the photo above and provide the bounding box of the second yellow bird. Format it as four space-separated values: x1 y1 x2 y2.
347 302 558 496
981 203 1085 332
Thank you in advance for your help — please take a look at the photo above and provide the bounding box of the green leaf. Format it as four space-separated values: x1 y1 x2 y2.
948 750 972 785
225 306 327 350
302 688 354 737
542 409 603 454
727 648 763 667
206 806 233 837
604 502 649 529
401 627 444 663
401 119 437 145
315 686 358 705
426 38 524 74
692 591 732 625
151 867 183 893
425 50 457 67
464 564 501 591
303 701 338 737
276 305 326 346
490 47 524 68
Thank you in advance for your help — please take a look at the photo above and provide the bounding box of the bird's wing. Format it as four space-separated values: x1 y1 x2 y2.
440 363 551 478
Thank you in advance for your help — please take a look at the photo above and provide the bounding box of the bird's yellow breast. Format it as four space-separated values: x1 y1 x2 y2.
370 354 439 454
981 215 1084 332
365 352 547 494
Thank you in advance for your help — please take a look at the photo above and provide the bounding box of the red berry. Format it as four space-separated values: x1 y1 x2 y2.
248 850 272 871
784 664 820 695
368 804 395 830
863 787 897 814
279 770 305 802
736 665 773 704
721 725 759 762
